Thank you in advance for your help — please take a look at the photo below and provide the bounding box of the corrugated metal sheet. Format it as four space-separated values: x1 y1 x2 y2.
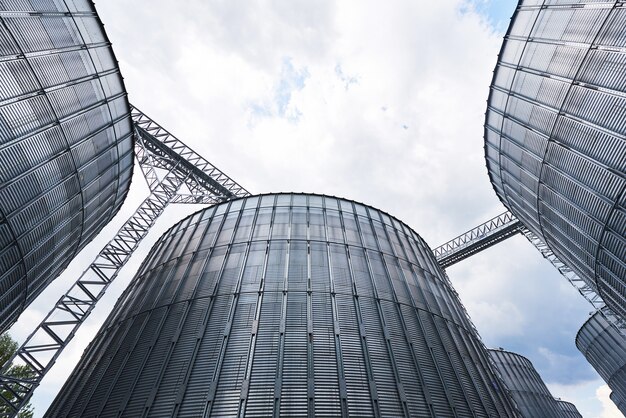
484 0 626 320
576 311 626 414
46 193 519 417
0 0 133 333
555 399 583 418
488 349 569 418
610 391 626 416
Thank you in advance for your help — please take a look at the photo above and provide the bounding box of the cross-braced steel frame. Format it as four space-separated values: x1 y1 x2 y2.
433 212 626 339
520 228 626 338
0 106 249 417
433 211 523 268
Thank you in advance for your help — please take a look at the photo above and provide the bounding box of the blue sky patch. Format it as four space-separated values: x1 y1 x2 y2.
463 0 517 34
275 57 309 119
335 64 358 90
249 57 309 123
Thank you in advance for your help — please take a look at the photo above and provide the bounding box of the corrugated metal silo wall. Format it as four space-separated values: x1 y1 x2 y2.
488 349 563 418
609 391 626 416
483 0 626 319
555 400 583 418
0 0 133 332
576 311 626 414
47 193 518 417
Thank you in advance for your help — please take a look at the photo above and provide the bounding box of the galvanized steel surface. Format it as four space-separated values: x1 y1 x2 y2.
610 391 626 416
555 400 583 418
484 0 626 320
0 1 133 333
488 349 563 418
0 106 250 416
576 311 626 413
46 193 518 417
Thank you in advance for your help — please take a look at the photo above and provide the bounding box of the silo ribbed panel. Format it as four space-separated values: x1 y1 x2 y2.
484 0 626 319
576 311 626 413
0 0 133 332
610 391 626 416
555 399 583 418
489 349 563 418
46 193 518 417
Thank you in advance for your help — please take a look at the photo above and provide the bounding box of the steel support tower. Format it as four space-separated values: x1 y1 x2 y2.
0 106 249 417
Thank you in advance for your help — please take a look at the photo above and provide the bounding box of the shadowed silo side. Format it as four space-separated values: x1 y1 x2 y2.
576 311 626 414
555 399 582 418
484 0 626 319
0 1 133 332
488 349 563 418
610 392 626 416
46 193 518 417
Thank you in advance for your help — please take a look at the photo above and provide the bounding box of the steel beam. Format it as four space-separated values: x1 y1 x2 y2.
433 212 523 268
434 213 626 338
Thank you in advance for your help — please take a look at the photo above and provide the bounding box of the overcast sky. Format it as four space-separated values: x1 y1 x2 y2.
7 0 623 416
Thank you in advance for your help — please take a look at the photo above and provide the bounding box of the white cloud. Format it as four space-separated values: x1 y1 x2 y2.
596 384 624 418
548 381 623 418
463 299 526 338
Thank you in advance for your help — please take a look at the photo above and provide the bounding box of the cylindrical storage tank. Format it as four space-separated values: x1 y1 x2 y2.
47 193 518 417
576 311 626 413
488 349 562 418
609 391 626 416
0 1 133 332
484 1 626 319
555 399 582 418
